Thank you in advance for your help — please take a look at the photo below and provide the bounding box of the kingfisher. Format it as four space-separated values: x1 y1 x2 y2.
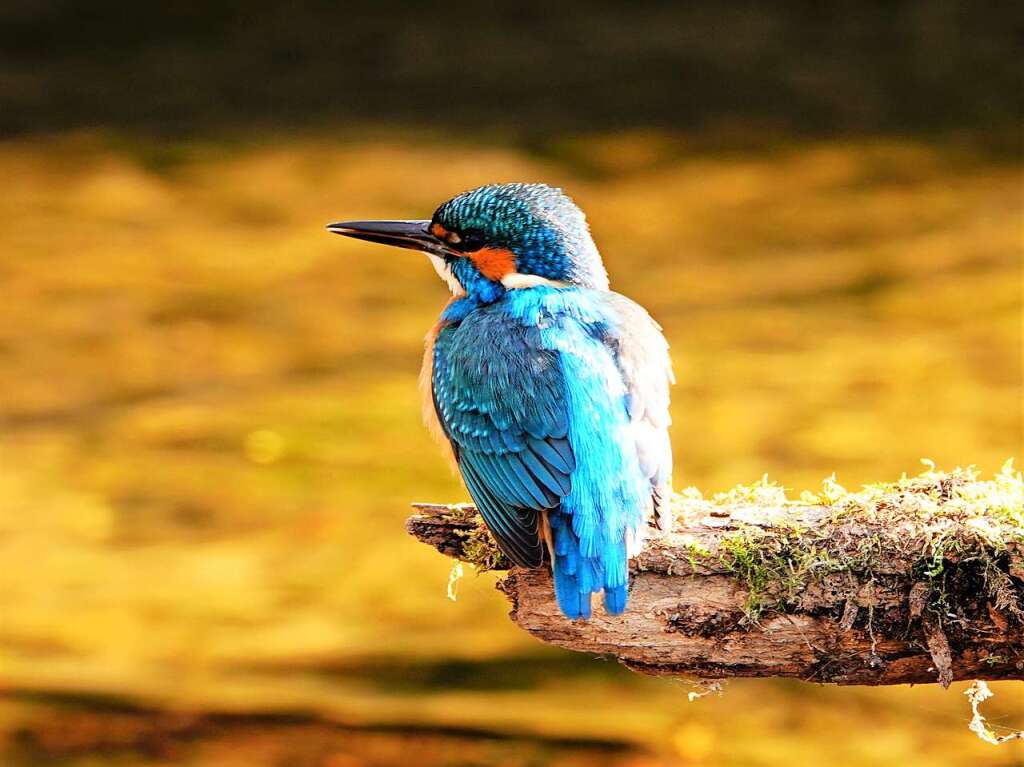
328 183 673 619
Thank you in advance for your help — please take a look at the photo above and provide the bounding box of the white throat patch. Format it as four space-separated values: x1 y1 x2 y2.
426 254 465 296
500 273 570 290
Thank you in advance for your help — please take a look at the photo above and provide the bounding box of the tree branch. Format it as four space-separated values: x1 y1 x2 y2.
407 465 1024 686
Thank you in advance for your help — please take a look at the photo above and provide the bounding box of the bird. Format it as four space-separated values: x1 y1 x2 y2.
328 183 673 619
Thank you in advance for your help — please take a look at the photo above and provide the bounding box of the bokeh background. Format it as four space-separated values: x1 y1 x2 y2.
1 2 1021 765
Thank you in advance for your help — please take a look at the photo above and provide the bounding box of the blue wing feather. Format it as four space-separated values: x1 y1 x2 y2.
460 459 543 565
430 287 672 617
527 437 573 474
432 307 569 568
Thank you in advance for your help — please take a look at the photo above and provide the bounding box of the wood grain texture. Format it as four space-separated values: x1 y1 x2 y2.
407 488 1024 686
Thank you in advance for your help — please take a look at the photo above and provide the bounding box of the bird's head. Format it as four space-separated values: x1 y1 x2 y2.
327 183 609 302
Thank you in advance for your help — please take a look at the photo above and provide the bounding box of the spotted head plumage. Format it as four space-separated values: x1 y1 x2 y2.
431 183 609 296
327 183 609 302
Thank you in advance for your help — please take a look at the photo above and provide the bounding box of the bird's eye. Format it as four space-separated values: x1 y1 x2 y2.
455 229 484 251
430 221 486 253
430 221 461 247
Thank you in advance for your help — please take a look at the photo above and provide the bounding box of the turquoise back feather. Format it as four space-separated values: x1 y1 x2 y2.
432 287 660 618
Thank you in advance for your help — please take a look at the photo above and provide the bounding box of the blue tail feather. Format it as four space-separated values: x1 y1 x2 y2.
553 559 592 619
551 510 630 620
604 584 627 615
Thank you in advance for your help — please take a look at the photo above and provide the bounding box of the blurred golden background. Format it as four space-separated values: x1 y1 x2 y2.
0 3 1021 766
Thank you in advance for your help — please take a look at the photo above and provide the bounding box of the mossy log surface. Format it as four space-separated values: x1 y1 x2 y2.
407 466 1024 686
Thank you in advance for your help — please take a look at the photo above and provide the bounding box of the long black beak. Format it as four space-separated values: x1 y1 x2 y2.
325 219 450 258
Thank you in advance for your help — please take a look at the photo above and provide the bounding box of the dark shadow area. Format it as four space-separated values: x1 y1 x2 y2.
1 1 1020 143
231 652 628 693
7 698 640 767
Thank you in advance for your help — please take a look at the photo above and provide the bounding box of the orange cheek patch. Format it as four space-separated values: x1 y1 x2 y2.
430 222 449 239
468 246 517 281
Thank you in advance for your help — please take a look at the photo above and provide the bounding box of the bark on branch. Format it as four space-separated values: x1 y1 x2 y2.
407 466 1024 686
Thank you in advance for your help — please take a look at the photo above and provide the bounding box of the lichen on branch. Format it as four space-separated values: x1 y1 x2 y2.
694 460 1024 626
407 461 1023 686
